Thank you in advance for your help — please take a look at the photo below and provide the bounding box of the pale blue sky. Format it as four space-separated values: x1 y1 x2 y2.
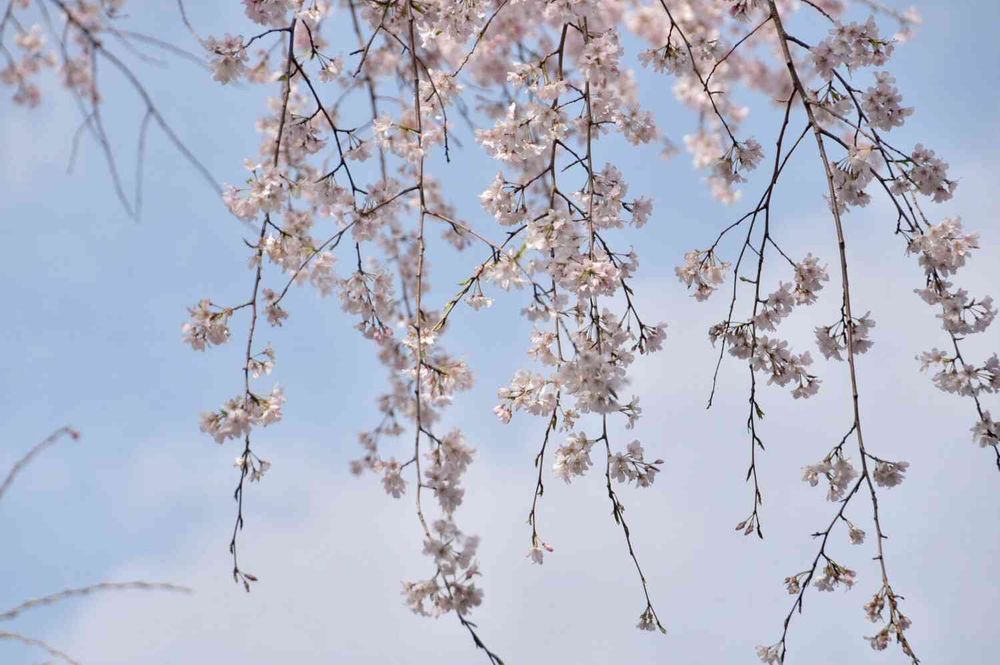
2 2 999 664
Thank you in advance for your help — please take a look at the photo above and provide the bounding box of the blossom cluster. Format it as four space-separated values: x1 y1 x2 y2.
908 219 999 449
812 17 894 81
199 386 285 444
404 520 484 617
707 256 829 399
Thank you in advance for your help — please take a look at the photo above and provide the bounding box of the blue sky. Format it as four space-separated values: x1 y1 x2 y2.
2 2 999 663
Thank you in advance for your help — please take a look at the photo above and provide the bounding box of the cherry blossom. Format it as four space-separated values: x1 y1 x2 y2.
6 1 996 663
